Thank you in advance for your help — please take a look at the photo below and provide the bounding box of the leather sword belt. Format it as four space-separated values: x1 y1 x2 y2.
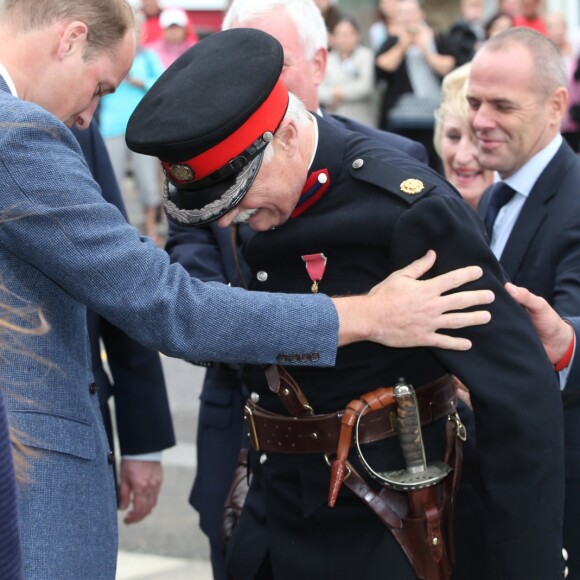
244 374 456 454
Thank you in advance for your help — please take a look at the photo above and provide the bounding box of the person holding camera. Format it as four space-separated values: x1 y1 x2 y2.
375 0 458 169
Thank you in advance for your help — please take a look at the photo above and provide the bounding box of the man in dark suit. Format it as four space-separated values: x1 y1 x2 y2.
73 124 175 524
471 27 580 578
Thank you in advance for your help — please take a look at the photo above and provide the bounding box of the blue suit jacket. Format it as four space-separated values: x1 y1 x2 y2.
478 141 580 476
479 141 580 574
0 78 338 579
72 124 175 457
0 391 22 580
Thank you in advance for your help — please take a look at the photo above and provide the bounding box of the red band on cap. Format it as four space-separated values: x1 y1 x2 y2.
163 78 289 182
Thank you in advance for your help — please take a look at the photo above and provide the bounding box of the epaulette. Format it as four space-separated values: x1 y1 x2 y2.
349 156 436 205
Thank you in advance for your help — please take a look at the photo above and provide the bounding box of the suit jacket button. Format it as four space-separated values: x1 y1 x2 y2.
256 271 268 282
89 382 98 395
311 353 320 362
107 451 115 465
277 354 288 363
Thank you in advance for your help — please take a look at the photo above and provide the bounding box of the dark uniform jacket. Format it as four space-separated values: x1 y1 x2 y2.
227 117 565 580
164 112 429 565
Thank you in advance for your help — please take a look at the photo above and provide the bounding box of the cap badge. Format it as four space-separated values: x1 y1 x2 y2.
170 163 194 182
400 178 424 195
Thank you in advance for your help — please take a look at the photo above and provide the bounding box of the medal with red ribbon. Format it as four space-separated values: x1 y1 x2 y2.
301 253 327 293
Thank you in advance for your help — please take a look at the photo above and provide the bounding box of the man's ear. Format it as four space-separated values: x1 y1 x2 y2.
549 86 568 124
312 47 327 87
57 21 89 60
274 119 299 157
552 87 569 119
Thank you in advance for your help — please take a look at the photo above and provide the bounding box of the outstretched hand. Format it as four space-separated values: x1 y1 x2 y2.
505 282 574 365
334 250 494 350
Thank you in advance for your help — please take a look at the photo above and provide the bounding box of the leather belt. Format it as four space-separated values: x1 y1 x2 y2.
244 374 456 454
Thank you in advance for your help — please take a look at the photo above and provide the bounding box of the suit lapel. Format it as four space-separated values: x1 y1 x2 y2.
500 143 574 279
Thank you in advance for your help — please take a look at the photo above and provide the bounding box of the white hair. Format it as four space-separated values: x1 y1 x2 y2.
263 93 310 164
222 0 328 58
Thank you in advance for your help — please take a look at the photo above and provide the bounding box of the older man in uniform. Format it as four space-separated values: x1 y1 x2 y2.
126 29 565 580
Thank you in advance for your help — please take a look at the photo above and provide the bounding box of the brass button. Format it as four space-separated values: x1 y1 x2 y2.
289 354 299 362
311 352 320 362
89 382 98 395
300 354 309 362
277 354 288 363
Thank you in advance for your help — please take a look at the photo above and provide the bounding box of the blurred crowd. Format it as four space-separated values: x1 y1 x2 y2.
315 0 580 171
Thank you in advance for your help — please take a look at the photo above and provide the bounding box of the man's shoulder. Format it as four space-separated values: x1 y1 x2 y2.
347 154 452 206
329 114 429 164
0 91 60 127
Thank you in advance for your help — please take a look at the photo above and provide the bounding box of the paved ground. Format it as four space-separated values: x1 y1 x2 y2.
114 354 213 580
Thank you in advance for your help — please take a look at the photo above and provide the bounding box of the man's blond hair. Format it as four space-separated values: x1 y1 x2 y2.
0 0 135 59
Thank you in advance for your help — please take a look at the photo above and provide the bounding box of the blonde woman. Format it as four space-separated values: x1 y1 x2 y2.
434 63 493 209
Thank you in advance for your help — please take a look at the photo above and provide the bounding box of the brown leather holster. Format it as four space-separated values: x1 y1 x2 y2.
340 411 464 580
222 448 251 545
242 366 464 580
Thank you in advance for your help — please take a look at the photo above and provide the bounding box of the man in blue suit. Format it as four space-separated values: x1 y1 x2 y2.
0 2 493 578
472 27 580 578
73 123 175 524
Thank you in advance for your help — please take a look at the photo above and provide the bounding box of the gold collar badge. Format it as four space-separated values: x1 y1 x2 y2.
400 178 424 195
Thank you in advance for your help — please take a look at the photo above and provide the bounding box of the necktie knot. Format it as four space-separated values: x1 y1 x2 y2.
484 182 516 239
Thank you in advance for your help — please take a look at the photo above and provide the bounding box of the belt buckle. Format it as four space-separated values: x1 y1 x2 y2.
244 403 261 451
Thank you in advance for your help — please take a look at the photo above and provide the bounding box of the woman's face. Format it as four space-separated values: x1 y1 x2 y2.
440 113 493 209
333 21 359 55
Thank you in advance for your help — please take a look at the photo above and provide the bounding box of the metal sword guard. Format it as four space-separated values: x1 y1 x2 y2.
354 378 451 491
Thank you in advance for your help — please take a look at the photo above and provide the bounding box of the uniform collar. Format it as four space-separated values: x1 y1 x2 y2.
290 114 345 218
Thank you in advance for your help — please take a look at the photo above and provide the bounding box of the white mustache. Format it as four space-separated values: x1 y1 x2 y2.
233 209 259 223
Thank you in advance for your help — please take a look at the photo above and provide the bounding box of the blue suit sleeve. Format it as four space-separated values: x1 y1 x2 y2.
0 108 338 366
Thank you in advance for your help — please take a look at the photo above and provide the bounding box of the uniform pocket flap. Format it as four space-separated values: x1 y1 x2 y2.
199 383 235 407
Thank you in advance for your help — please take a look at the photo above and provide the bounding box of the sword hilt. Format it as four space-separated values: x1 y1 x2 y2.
354 378 451 491
394 378 427 473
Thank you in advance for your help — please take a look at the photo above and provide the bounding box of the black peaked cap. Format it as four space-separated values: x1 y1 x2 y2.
126 28 284 163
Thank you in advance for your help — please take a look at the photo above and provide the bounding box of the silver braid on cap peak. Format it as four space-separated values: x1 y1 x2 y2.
162 153 264 226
